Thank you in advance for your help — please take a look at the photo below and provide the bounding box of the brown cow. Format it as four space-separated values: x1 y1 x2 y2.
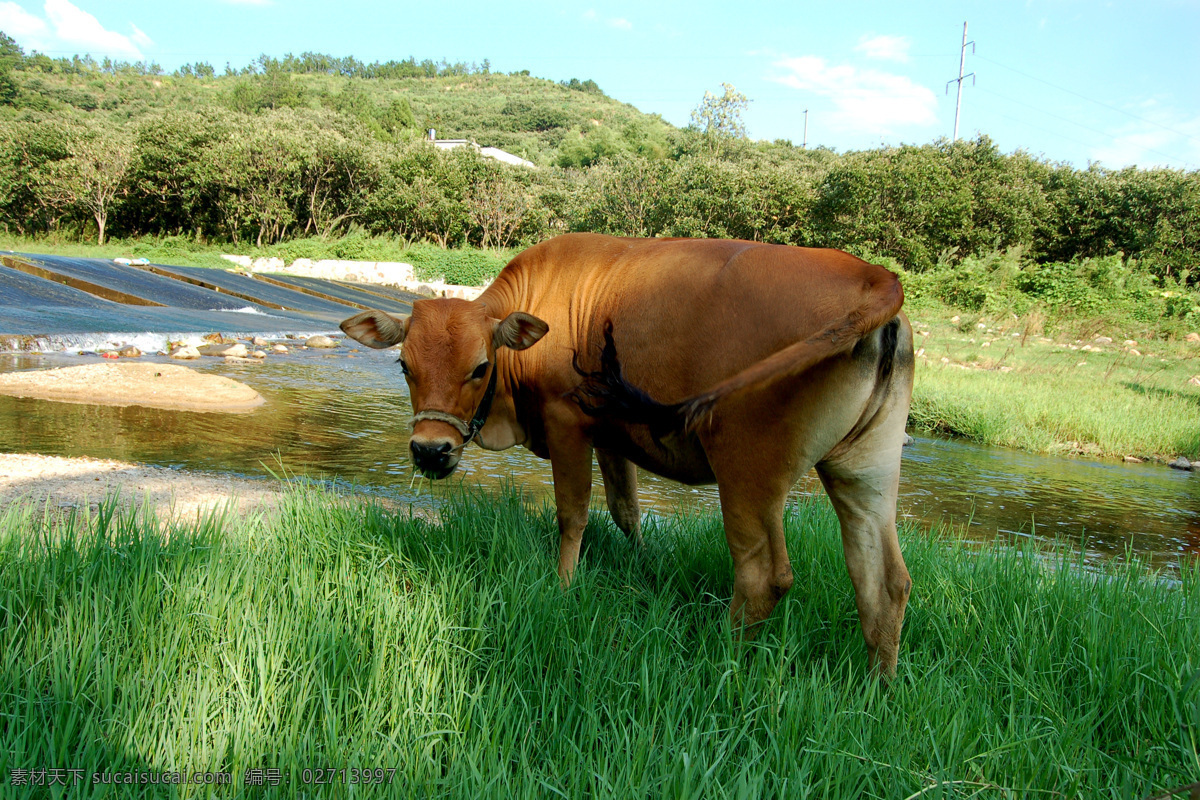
341 233 914 677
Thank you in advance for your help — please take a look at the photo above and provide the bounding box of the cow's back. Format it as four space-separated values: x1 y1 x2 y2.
484 233 898 405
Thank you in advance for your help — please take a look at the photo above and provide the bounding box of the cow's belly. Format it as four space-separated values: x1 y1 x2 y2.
591 423 716 485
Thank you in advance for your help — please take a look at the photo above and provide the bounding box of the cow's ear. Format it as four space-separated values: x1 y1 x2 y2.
493 312 549 351
340 310 409 349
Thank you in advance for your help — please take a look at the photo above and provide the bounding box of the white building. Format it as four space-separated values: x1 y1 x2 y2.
427 129 536 168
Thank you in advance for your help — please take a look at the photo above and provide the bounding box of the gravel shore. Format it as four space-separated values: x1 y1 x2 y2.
0 452 281 520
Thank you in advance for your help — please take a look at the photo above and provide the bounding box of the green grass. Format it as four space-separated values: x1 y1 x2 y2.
1 486 1196 798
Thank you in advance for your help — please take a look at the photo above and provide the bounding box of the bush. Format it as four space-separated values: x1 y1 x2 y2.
402 245 506 285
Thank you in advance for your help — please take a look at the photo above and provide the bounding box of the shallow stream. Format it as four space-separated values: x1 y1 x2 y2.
1 347 1197 574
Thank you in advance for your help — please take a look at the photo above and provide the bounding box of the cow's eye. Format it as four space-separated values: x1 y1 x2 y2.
471 362 489 381
397 357 410 375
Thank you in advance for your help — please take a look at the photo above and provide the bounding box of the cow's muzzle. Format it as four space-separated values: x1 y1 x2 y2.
410 438 459 479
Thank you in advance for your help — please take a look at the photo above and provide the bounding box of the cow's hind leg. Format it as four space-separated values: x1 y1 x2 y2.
596 449 643 546
816 441 911 679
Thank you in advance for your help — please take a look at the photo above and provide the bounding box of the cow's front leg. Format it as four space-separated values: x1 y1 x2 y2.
546 419 594 587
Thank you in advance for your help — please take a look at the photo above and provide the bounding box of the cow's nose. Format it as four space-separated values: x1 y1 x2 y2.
410 440 454 472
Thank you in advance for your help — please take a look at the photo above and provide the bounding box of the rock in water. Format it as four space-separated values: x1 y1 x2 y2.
252 336 270 347
117 345 141 358
170 345 201 360
0 363 263 412
198 343 249 358
1169 457 1193 471
251 350 267 359
271 344 288 354
305 335 337 348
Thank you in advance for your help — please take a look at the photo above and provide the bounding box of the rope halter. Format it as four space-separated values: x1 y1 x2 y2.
409 363 498 454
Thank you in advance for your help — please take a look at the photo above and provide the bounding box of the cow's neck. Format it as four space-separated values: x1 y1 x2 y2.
474 277 532 451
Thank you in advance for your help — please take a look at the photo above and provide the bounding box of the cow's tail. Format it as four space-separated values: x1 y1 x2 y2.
570 271 904 435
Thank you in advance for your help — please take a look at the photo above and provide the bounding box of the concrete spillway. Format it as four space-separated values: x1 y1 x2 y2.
0 252 420 346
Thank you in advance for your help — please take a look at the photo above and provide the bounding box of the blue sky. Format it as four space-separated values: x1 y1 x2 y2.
2 0 1198 170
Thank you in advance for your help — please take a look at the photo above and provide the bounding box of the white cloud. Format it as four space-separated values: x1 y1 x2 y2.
854 34 910 63
583 9 631 30
0 1 47 37
770 55 938 134
129 22 152 49
44 0 142 58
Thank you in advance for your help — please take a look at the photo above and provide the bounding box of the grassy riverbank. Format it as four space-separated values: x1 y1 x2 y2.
906 310 1200 460
1 486 1196 798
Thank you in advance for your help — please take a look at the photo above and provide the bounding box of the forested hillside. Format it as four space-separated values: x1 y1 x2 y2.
1 32 1198 318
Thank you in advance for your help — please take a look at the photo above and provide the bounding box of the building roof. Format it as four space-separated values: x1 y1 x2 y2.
430 138 535 168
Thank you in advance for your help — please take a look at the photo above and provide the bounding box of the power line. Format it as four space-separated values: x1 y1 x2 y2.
975 53 1200 147
979 87 1197 168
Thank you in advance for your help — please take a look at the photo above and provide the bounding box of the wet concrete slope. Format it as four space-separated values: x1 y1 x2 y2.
256 273 420 315
0 265 117 308
6 254 272 310
146 264 363 315
0 252 416 341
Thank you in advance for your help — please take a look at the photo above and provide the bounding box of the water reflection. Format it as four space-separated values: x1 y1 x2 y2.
1 348 1197 573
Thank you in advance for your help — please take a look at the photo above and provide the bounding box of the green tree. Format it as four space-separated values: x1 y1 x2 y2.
0 31 23 106
0 116 73 235
689 83 749 156
129 110 233 238
42 121 134 244
378 97 416 135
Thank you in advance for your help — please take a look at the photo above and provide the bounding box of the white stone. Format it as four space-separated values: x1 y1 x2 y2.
305 335 337 349
271 344 288 354
169 345 200 360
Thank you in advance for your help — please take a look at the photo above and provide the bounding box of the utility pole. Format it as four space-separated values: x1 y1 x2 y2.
802 109 808 149
945 21 975 141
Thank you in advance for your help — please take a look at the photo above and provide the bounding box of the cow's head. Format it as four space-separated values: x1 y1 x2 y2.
340 299 548 478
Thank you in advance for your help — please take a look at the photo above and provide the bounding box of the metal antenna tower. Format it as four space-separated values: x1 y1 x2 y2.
945 21 975 141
